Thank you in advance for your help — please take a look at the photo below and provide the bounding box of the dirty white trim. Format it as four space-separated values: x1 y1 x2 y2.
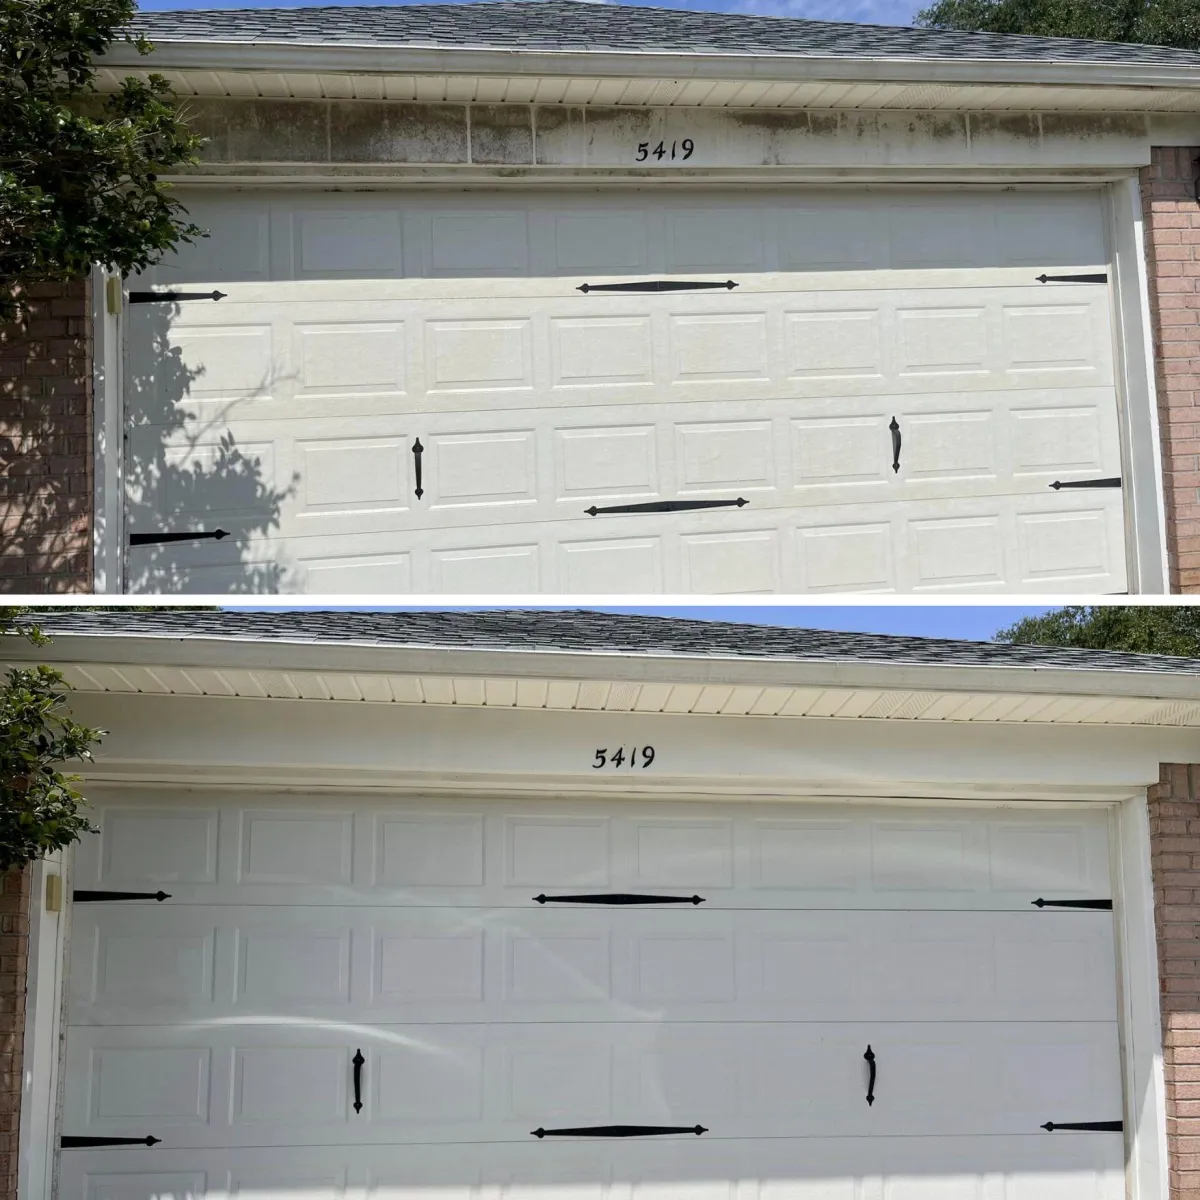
91 267 123 595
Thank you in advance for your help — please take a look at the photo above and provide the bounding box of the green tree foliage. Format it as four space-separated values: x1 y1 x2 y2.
1 0 204 321
997 605 1200 656
914 0 1200 50
0 609 104 872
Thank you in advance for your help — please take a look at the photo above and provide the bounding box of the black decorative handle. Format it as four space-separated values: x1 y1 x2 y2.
1042 1120 1123 1132
1033 898 1113 910
1035 274 1108 285
61 1135 161 1148
535 893 705 906
352 1049 365 1114
128 290 227 304
73 890 171 903
412 438 424 500
533 1125 707 1138
889 418 901 474
586 498 747 517
129 529 229 547
864 1045 876 1106
578 280 736 293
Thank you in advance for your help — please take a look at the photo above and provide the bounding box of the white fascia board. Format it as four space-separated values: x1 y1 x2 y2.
10 631 1200 707
98 39 1200 94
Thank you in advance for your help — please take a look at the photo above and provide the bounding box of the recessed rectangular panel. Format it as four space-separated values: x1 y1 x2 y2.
559 538 662 593
431 214 528 275
554 214 648 272
761 938 856 1001
1018 511 1111 580
778 207 886 270
94 932 215 1005
433 545 540 592
636 937 734 1001
666 211 765 271
430 431 536 507
171 328 274 400
507 818 609 886
786 312 882 379
793 418 885 486
798 524 894 592
910 516 1003 587
681 532 778 594
90 1048 210 1124
377 1045 485 1120
890 205 979 268
298 440 408 514
301 554 412 593
989 825 1089 893
230 1171 346 1200
995 936 1091 1004
506 933 611 1001
994 192 1107 268
872 825 969 891
1012 407 1104 475
897 309 988 374
377 816 485 886
755 822 858 889
375 933 484 1001
505 1044 610 1119
677 423 772 490
83 1173 208 1200
1004 306 1095 371
902 412 995 481
295 324 405 394
240 812 353 884
236 931 351 1004
634 821 733 887
157 440 277 520
669 314 768 381
426 321 533 391
153 202 268 281
295 211 402 276
551 318 654 387
232 1047 347 1122
557 427 657 496
101 810 217 884
871 938 979 1001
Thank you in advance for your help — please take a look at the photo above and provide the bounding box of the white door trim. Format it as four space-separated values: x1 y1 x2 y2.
91 266 124 595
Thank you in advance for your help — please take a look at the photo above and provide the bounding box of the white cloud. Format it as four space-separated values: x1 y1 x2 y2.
731 0 923 24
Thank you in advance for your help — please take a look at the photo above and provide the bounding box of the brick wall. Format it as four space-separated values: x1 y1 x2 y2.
1141 148 1200 593
0 280 94 593
0 869 29 1200
1149 763 1200 1197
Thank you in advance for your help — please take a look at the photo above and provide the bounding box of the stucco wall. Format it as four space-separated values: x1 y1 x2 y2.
0 282 94 594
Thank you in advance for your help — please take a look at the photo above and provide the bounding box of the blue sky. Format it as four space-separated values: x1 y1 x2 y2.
137 0 926 27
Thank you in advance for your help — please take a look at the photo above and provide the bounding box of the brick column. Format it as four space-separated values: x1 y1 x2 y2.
1141 148 1200 593
0 280 94 593
0 869 29 1200
1149 764 1200 1197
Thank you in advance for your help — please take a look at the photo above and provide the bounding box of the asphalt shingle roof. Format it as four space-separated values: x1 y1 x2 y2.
129 0 1200 67
20 608 1200 675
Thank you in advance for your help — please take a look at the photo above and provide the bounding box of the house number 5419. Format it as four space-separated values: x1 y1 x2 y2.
635 140 694 162
593 746 656 768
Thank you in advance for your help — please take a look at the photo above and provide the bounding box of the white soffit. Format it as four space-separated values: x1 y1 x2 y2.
94 66 1200 112
46 660 1200 728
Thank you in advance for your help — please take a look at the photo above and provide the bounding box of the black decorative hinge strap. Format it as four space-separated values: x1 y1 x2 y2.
535 893 705 906
73 890 171 903
1049 478 1121 490
412 438 424 500
129 529 229 547
1032 898 1113 910
533 1125 707 1138
586 498 747 517
1035 274 1108 284
128 290 227 304
61 1136 161 1148
577 280 736 293
1041 1121 1123 1132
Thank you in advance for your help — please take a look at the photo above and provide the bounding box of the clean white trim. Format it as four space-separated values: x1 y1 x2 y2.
1109 174 1171 594
17 857 67 1200
91 268 123 595
1114 793 1170 1200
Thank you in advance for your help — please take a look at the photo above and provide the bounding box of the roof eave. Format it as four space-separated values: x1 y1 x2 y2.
98 38 1200 93
9 630 1200 708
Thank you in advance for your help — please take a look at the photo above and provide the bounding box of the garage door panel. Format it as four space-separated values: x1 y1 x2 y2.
69 907 1116 1026
72 800 1113 911
63 1021 1120 1147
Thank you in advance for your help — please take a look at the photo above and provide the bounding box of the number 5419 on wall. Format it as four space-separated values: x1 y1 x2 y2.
594 747 656 768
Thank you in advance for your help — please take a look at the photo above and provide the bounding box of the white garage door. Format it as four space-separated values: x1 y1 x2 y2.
123 188 1128 595
60 795 1124 1199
